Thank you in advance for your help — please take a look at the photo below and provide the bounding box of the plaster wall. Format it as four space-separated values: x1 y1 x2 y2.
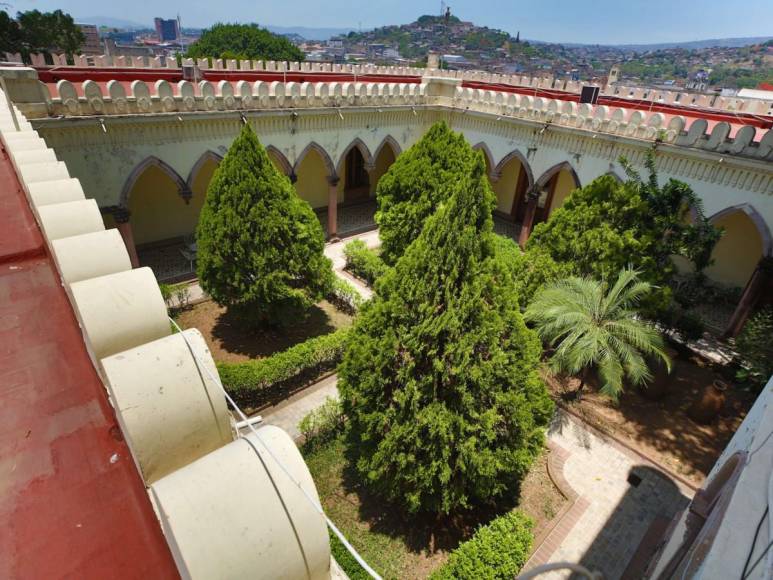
493 158 523 214
705 211 764 288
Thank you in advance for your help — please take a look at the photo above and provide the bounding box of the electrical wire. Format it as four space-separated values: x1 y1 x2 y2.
168 317 383 580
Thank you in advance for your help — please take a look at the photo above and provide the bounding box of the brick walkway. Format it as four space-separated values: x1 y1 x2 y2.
522 412 692 579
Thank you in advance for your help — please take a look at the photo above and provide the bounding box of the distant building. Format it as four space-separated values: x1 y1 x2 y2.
77 24 102 55
154 18 179 42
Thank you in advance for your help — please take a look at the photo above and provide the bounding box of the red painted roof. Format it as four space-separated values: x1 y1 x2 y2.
0 140 178 578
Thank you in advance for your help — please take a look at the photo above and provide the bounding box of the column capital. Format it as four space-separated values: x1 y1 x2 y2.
289 171 298 184
180 185 193 204
327 175 340 187
103 205 132 223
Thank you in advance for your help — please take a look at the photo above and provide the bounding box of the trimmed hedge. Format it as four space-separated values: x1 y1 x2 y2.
429 511 534 580
343 240 387 285
217 329 349 408
328 529 372 580
327 276 364 315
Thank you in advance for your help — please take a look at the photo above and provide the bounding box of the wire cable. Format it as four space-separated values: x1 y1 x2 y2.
169 317 382 580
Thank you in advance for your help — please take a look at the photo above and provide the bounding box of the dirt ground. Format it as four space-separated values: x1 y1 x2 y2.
305 439 565 579
517 451 568 542
546 354 756 487
175 299 353 363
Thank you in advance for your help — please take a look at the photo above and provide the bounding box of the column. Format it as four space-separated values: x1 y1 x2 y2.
327 176 340 242
113 207 140 268
723 257 771 337
518 187 541 249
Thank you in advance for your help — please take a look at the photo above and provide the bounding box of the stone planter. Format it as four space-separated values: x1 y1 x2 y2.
688 379 728 424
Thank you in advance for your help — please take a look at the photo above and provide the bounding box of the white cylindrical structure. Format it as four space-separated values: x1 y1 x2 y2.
150 426 331 580
101 329 234 484
52 229 132 284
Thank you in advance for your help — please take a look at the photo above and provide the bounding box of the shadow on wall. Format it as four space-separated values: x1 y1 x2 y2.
577 465 689 580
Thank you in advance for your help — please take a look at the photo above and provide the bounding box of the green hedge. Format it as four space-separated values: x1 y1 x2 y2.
343 240 387 285
327 276 364 315
217 329 349 408
328 529 372 580
430 511 534 580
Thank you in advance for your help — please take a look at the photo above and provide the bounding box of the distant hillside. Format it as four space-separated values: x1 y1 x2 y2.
612 36 773 51
265 25 354 41
75 16 148 30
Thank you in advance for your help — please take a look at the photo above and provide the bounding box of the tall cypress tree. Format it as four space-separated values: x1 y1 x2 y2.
375 120 477 265
339 152 553 515
197 124 333 326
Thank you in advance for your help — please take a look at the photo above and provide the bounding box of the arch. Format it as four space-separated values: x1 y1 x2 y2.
708 203 772 256
293 141 336 180
705 204 768 289
372 135 401 162
186 150 223 189
605 170 624 183
336 138 373 177
494 149 534 187
472 142 496 179
266 145 293 177
535 161 581 190
531 161 582 227
120 156 189 208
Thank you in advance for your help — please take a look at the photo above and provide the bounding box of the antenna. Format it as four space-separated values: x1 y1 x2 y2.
440 0 445 17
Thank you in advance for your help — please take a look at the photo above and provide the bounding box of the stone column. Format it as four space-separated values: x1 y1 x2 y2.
114 207 140 268
723 257 772 337
518 187 541 248
327 176 340 242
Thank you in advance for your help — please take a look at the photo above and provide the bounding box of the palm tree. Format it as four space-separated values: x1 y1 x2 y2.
525 267 671 401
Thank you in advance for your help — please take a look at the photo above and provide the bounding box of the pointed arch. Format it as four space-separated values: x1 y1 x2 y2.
373 135 402 162
336 137 374 176
266 145 293 177
120 156 189 207
472 142 496 178
294 141 336 180
186 150 223 189
535 161 581 189
494 149 534 187
709 203 772 255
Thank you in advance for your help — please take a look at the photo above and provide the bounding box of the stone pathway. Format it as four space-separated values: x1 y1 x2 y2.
523 412 692 579
250 374 339 440
325 229 380 301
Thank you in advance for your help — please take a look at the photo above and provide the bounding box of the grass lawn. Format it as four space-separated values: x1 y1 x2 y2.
303 436 565 580
174 299 353 363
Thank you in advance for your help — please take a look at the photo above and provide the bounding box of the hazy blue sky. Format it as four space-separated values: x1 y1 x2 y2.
4 0 772 44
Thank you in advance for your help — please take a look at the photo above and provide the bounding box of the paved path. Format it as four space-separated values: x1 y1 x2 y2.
325 230 380 301
525 412 692 579
253 374 339 440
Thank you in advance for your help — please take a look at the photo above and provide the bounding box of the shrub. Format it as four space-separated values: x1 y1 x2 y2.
736 306 773 388
429 511 534 580
299 397 344 448
218 329 349 407
197 124 333 327
375 120 478 265
328 530 371 580
327 276 364 314
158 282 172 305
343 240 387 285
527 154 721 313
339 150 553 515
492 235 572 309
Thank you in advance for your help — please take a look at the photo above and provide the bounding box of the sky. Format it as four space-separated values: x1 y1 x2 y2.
4 0 772 45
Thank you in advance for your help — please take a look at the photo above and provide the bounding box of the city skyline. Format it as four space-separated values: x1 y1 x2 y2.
3 0 772 45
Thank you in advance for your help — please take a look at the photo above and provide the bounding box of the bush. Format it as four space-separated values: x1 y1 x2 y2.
299 397 344 448
217 329 349 407
375 121 479 265
158 282 172 305
340 147 552 515
343 240 387 285
327 276 364 314
197 124 333 327
492 236 572 309
328 530 371 580
528 155 721 314
736 306 773 388
430 511 534 580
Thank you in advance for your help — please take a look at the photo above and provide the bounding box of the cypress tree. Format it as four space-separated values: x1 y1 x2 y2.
375 120 477 265
339 152 553 515
197 124 333 326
